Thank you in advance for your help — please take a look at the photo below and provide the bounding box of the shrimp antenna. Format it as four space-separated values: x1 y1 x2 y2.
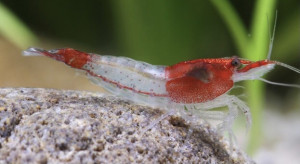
263 11 300 89
258 78 300 89
259 60 300 89
267 10 278 60
275 61 300 74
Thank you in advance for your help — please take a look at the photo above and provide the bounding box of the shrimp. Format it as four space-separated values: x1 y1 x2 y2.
23 47 300 133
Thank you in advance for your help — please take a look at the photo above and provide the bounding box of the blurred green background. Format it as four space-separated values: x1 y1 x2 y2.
0 0 299 156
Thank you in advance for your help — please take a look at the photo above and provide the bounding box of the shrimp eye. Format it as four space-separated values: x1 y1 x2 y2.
231 58 241 67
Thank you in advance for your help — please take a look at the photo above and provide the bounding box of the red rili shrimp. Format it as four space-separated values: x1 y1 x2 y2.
23 47 300 136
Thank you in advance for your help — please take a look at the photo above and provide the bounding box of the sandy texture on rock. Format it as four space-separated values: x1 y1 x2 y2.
0 88 253 163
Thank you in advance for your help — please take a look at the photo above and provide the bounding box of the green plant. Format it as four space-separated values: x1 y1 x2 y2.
0 2 36 49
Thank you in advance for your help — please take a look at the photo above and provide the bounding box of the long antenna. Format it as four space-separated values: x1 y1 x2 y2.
276 61 300 74
267 10 278 60
259 78 300 89
264 11 300 89
262 60 300 89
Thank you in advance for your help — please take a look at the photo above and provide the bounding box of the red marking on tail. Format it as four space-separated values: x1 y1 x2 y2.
56 48 91 69
40 48 91 69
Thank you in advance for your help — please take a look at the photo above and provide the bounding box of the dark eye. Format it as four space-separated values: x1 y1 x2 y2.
231 58 241 67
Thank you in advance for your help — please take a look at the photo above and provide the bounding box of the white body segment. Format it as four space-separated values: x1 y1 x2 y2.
83 54 170 107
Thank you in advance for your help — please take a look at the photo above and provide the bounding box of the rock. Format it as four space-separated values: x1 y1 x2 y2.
0 88 254 163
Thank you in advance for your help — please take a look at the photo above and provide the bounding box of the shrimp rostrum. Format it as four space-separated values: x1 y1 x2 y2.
23 48 300 137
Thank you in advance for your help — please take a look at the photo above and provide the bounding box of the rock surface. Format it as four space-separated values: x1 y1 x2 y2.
0 88 253 163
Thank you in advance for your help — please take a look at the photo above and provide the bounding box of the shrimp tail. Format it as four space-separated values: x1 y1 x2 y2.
23 47 91 69
23 47 47 56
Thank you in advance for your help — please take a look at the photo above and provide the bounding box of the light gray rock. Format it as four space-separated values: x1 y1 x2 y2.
0 88 254 163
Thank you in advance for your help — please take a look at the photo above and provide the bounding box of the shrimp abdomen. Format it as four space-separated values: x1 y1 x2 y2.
84 54 168 97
